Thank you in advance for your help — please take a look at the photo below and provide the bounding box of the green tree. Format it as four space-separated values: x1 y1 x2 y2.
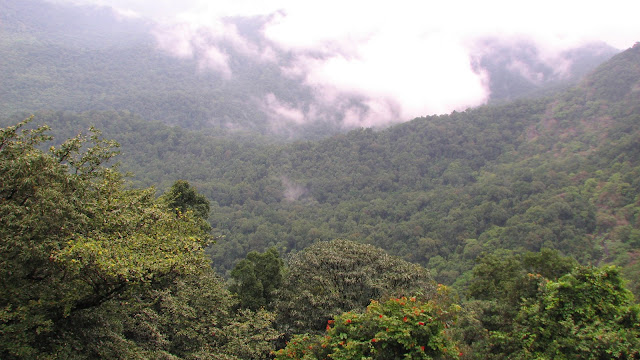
161 179 211 220
0 119 278 359
275 239 436 335
504 265 640 359
275 288 461 360
463 249 579 357
229 247 285 310
469 248 577 304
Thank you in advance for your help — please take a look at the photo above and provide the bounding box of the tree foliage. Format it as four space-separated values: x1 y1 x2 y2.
229 247 285 311
275 289 461 360
275 239 436 335
2 25 640 360
161 179 211 220
501 266 640 359
0 119 278 359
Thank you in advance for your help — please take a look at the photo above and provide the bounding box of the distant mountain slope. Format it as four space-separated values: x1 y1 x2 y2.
477 39 619 102
583 42 640 102
5 43 638 294
0 0 620 139
0 0 151 48
0 0 323 138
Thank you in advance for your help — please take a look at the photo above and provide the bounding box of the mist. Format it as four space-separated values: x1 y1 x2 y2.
49 0 639 128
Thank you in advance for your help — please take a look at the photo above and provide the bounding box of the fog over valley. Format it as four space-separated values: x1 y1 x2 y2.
5 0 632 135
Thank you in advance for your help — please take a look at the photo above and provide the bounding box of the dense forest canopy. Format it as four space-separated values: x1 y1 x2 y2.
6 44 637 294
1 0 640 357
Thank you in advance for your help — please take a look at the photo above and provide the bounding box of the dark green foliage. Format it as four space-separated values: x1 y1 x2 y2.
3 19 640 359
6 42 639 295
161 179 211 220
468 250 523 302
460 250 640 359
503 266 640 359
469 249 577 303
521 247 578 279
3 5 638 357
229 247 285 310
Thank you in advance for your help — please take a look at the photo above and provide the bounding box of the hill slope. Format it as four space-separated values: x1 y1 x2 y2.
0 0 619 139
5 43 639 294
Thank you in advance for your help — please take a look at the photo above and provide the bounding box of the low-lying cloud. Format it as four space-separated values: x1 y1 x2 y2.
53 0 640 128
280 176 308 202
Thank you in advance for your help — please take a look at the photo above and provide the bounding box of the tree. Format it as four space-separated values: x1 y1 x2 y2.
0 119 278 359
504 265 640 359
463 249 579 357
275 239 436 335
468 248 577 304
161 179 211 220
275 288 461 360
229 247 285 310
160 179 212 233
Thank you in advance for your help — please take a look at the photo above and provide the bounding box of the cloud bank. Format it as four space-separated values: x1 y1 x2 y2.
52 0 640 128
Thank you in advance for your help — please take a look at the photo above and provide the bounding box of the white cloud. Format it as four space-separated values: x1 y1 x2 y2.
282 30 489 126
49 0 640 126
50 0 640 50
262 93 306 125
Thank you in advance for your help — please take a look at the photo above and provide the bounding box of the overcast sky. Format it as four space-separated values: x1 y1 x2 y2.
53 0 640 127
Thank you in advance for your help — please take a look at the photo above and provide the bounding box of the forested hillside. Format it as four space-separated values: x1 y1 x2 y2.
4 43 639 298
216 44 640 294
2 1 640 357
0 0 322 137
0 0 618 139
2 117 639 358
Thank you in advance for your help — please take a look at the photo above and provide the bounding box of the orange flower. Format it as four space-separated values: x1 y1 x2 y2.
403 316 408 322
371 338 377 343
418 322 425 326
421 346 425 352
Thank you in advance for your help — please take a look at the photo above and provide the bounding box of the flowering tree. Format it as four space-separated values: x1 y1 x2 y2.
276 286 461 360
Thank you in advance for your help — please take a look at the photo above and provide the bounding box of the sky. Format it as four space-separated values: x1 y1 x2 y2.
54 0 640 128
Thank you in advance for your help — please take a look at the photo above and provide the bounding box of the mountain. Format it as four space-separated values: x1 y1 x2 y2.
0 0 621 139
475 38 619 102
0 0 322 138
4 43 639 295
0 0 151 48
